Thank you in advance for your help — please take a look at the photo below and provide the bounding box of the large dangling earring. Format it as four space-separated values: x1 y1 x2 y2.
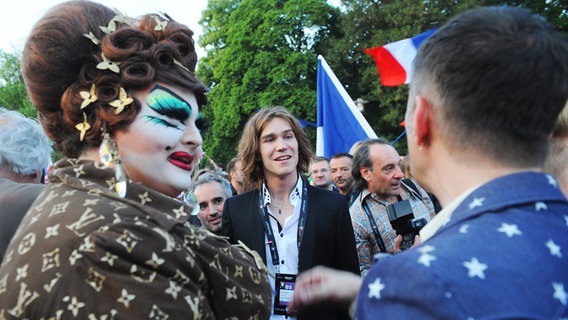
99 129 127 198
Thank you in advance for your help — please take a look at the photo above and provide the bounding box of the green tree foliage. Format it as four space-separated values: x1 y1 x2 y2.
197 0 339 165
319 0 567 155
0 50 35 117
319 0 438 154
3 2 564 165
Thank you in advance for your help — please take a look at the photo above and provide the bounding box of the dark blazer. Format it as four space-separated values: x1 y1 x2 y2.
222 182 360 320
0 178 44 262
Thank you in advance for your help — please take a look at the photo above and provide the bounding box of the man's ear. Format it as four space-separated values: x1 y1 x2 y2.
413 95 433 147
360 166 371 182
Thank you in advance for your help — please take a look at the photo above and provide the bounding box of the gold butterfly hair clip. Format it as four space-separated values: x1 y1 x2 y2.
99 18 117 35
96 53 121 73
111 10 128 25
113 9 138 26
154 16 168 31
86 9 136 44
109 87 134 114
99 9 130 34
80 84 98 109
75 112 91 141
83 32 100 45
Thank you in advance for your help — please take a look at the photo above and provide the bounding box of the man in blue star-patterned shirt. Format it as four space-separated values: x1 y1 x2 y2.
289 5 568 319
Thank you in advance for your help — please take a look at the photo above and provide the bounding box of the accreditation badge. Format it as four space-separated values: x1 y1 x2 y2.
274 273 297 315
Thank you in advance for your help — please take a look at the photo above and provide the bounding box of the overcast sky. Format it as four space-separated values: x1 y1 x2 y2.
1 0 341 65
0 0 208 57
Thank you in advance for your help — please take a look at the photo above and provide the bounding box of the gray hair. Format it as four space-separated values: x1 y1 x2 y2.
188 171 232 198
0 107 52 175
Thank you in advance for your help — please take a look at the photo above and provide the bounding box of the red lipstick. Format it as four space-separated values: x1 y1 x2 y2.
168 151 194 171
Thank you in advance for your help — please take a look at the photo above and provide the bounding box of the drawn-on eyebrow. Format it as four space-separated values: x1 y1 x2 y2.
146 84 192 122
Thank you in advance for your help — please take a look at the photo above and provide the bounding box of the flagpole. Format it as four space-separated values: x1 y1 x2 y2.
391 130 406 146
316 55 378 157
317 56 377 139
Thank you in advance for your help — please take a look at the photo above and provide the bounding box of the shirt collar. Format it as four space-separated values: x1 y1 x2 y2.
357 188 391 206
262 175 303 207
419 183 480 242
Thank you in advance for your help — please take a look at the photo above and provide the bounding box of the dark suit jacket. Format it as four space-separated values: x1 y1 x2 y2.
222 182 360 320
0 178 44 262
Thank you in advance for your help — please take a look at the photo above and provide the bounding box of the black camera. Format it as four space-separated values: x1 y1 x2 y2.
386 199 427 250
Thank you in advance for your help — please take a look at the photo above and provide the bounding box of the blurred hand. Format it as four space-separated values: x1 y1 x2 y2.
287 266 361 315
392 234 422 253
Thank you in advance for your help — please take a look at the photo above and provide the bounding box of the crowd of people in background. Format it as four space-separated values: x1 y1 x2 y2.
1 1 568 319
0 107 52 261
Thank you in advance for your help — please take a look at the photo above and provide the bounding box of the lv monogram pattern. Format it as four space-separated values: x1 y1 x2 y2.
0 159 271 319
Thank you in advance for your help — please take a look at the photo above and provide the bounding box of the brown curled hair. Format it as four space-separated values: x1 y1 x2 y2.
22 0 208 158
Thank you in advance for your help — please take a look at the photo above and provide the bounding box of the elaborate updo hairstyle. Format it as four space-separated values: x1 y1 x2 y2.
22 0 208 158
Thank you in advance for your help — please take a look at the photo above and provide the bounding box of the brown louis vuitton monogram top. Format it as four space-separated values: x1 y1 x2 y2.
0 159 271 319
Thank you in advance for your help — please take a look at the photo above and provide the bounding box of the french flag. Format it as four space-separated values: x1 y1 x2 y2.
364 29 437 86
316 55 377 158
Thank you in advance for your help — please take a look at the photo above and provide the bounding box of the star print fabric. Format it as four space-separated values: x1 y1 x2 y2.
355 172 568 319
0 159 271 319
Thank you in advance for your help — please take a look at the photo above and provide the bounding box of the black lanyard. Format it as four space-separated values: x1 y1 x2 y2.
362 200 387 253
258 182 308 267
